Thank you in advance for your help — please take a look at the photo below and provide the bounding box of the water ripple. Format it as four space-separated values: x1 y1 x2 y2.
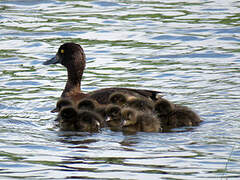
0 0 239 179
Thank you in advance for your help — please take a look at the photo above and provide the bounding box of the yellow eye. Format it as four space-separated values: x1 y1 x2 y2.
61 49 64 53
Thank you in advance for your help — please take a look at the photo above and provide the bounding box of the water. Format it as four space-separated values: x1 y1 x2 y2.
0 0 240 179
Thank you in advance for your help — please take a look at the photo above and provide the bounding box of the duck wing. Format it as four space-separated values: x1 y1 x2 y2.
87 87 162 104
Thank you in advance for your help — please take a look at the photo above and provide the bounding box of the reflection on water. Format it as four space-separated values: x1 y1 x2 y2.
0 0 240 179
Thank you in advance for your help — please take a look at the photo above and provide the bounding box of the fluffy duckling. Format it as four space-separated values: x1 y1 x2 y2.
109 92 135 106
121 108 162 133
54 98 73 113
76 110 104 132
154 98 202 128
77 98 107 119
77 98 96 111
105 104 122 128
154 98 174 116
59 106 78 131
127 96 154 113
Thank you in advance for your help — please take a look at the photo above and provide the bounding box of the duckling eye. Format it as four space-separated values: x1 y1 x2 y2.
61 49 64 54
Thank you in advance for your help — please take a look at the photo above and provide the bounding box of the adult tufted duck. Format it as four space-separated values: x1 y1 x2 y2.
43 43 161 112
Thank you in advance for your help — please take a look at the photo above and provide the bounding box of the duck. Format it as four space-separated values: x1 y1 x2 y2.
58 105 78 131
43 43 161 112
121 108 162 133
58 105 104 132
76 110 104 132
126 96 154 113
54 98 73 113
77 98 107 119
77 98 97 111
105 104 122 128
108 91 144 106
154 98 202 128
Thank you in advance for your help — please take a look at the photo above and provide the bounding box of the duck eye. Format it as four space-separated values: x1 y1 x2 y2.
61 49 64 54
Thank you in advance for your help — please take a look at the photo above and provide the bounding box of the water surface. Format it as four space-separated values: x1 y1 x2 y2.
0 0 240 179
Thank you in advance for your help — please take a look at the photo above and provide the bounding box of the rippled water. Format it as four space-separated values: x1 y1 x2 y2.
0 0 240 179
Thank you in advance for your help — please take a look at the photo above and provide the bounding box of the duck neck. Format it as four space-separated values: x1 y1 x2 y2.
61 66 84 97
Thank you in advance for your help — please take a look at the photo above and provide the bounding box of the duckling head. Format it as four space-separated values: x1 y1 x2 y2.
105 104 121 126
154 98 174 116
54 98 73 113
59 106 78 123
121 108 137 127
76 110 102 132
59 106 78 131
109 92 128 106
77 98 96 111
127 97 154 112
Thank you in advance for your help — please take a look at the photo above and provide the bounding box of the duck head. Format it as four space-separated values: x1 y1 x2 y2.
43 42 86 68
43 43 86 98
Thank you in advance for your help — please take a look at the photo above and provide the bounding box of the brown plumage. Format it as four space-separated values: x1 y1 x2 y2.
121 108 162 133
77 98 97 111
105 104 122 128
126 96 154 113
109 92 129 106
53 98 73 113
76 110 104 132
58 105 104 132
58 106 78 131
43 43 162 112
154 98 202 128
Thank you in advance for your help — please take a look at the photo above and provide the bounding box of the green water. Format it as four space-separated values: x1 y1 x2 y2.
0 0 239 179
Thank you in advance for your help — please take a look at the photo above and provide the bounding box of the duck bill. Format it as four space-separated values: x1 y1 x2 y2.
43 54 60 65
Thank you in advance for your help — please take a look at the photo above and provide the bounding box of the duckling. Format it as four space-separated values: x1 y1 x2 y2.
121 108 162 133
54 98 73 113
154 98 202 128
127 96 154 113
43 43 162 112
76 110 104 132
109 92 135 106
154 98 174 116
77 98 107 119
77 98 96 111
105 104 122 128
59 106 78 131
95 104 107 119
